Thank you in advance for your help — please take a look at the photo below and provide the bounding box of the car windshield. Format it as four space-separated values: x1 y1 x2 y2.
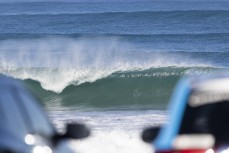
179 91 229 145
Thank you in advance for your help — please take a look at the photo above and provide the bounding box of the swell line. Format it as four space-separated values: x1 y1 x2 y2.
1 32 229 39
0 10 229 16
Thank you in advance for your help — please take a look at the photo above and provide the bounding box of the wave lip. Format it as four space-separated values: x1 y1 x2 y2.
0 66 218 93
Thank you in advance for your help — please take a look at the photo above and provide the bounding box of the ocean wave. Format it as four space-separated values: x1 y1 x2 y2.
0 37 218 92
0 66 219 93
14 67 221 110
0 35 224 109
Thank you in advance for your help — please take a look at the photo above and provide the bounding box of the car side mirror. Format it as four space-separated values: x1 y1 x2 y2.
53 123 90 143
142 126 160 143
64 123 90 139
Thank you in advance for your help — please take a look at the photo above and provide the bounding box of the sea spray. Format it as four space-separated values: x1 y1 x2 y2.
0 37 214 93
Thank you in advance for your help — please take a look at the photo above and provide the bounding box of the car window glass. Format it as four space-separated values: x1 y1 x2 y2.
17 90 54 137
0 89 28 139
179 104 211 134
180 101 229 144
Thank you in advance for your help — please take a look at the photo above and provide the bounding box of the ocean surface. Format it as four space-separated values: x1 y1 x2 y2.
0 0 229 152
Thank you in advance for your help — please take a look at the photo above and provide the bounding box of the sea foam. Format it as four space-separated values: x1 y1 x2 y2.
49 110 167 153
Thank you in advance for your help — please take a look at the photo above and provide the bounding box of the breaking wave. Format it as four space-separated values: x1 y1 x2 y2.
0 37 216 92
0 37 226 110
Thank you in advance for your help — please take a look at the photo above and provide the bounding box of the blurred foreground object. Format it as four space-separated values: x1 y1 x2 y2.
0 75 90 153
142 73 229 153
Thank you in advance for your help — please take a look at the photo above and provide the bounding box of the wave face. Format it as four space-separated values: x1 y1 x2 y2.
13 67 223 110
0 66 223 110
0 1 229 111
